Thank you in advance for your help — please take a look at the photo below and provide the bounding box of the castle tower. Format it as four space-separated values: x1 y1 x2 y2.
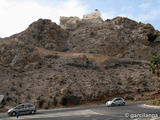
82 9 103 23
83 9 101 20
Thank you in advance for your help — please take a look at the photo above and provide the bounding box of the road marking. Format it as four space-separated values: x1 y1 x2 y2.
0 109 103 120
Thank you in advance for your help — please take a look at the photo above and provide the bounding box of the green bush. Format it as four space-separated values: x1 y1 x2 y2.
149 56 160 77
149 56 160 89
38 99 45 108
53 97 58 106
60 97 68 106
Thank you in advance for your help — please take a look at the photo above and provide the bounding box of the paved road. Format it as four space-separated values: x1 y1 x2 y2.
0 102 160 120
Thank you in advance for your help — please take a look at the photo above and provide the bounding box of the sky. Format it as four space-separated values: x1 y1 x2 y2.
0 0 160 37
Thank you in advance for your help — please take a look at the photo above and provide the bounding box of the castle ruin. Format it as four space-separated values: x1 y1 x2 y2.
60 9 103 30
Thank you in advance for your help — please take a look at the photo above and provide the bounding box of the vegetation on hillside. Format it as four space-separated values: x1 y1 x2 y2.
148 56 160 106
149 56 160 77
148 99 160 106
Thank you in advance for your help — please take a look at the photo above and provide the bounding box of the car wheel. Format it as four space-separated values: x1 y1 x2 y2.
111 103 115 106
29 110 33 114
12 111 16 116
122 102 125 106
32 111 34 114
34 110 36 114
31 110 36 114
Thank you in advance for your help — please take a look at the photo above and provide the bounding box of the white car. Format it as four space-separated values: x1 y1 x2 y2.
106 97 125 107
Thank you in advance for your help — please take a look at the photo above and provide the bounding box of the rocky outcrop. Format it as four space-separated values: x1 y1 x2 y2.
68 17 159 60
60 16 81 30
0 13 160 110
0 40 43 70
10 19 69 51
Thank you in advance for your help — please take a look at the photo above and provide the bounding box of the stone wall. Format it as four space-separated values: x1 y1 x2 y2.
60 10 103 30
82 9 103 24
83 9 101 20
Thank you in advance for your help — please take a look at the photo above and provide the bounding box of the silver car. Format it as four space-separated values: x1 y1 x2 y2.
106 97 125 107
8 103 36 116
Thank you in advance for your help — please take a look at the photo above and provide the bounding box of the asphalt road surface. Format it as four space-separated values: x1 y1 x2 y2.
0 102 160 120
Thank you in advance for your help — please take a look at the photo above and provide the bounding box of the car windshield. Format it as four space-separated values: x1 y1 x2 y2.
112 98 122 101
15 105 24 109
26 104 33 108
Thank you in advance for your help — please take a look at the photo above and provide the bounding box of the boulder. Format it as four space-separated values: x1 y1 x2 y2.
9 19 69 51
60 16 81 30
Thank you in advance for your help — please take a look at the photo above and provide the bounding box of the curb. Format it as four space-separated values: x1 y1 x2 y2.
143 104 160 109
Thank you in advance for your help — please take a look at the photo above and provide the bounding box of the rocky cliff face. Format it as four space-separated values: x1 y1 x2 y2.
0 15 160 109
10 19 69 51
68 17 159 60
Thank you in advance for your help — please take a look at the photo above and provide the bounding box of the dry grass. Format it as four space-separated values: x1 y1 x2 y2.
147 99 160 106
36 47 150 64
36 47 109 63
146 90 160 106
0 40 12 46
0 108 8 113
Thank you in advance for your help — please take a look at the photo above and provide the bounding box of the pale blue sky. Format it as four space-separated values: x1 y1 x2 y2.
40 0 160 29
0 0 159 37
82 0 160 30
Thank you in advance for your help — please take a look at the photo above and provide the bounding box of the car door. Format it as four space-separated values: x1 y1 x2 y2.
114 98 120 105
24 104 30 114
119 98 123 104
15 105 25 115
26 104 33 114
28 104 34 112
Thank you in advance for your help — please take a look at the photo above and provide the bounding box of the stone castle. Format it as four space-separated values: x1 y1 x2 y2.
60 9 103 30
83 9 101 20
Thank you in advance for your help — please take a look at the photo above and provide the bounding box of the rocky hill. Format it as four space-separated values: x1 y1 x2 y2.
0 11 160 110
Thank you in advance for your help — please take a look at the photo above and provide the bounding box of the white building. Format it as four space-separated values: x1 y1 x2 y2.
83 9 101 20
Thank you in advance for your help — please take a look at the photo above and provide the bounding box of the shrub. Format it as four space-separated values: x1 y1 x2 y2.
117 82 122 85
53 97 58 106
6 97 12 102
149 56 160 77
27 94 31 100
19 83 22 88
36 96 40 100
60 96 81 106
149 56 160 89
45 55 59 59
158 80 160 89
89 32 95 37
45 101 50 109
10 87 16 91
38 99 45 108
60 97 68 106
